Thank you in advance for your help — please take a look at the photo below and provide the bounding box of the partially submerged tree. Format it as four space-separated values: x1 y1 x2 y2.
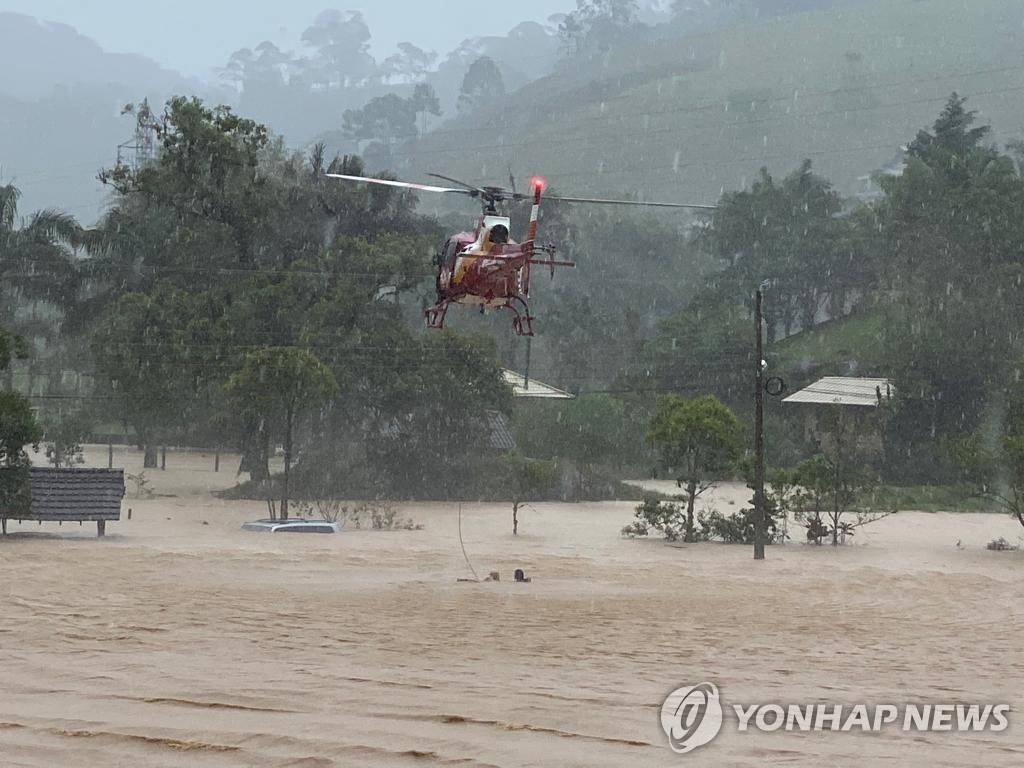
789 407 890 545
43 409 94 468
91 291 195 468
647 394 745 542
512 393 643 500
225 347 338 520
503 452 557 535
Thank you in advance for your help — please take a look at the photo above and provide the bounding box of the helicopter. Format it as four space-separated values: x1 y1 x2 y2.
326 171 716 337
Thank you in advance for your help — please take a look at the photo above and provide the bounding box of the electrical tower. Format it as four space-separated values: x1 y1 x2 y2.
116 99 159 170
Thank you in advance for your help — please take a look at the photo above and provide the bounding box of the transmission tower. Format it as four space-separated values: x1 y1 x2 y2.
116 99 159 170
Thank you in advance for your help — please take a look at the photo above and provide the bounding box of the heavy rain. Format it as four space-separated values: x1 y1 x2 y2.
0 1 1022 765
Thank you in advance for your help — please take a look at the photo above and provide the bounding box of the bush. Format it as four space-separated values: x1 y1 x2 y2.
622 495 691 542
624 496 786 545
986 537 1019 552
700 508 782 545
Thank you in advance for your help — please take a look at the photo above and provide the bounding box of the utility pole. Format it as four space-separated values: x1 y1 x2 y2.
753 289 767 561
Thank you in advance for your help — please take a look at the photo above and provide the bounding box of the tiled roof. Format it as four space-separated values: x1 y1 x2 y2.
486 410 517 452
2 468 124 522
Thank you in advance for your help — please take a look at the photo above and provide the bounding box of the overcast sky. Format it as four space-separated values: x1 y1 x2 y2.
0 0 573 77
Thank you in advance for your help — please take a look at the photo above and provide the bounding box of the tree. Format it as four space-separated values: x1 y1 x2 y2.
0 327 27 376
225 347 338 520
411 83 442 130
647 394 745 542
342 93 424 167
512 394 645 498
365 332 512 499
0 332 39 464
877 94 1024 479
559 0 640 56
43 409 93 468
301 10 375 88
0 340 41 523
789 407 889 546
91 291 197 468
969 384 1024 530
503 453 557 535
88 101 441 495
0 182 81 389
457 56 506 114
379 43 437 83
710 161 846 341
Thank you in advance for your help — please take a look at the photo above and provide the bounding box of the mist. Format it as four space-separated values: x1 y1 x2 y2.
0 0 576 77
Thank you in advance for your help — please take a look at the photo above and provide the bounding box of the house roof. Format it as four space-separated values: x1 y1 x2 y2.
2 468 125 522
486 411 517 451
379 411 516 452
783 377 894 407
503 370 575 399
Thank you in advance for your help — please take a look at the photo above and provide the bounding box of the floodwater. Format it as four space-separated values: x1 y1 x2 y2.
0 447 1021 767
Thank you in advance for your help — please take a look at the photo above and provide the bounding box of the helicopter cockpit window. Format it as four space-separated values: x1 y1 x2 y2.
489 225 509 245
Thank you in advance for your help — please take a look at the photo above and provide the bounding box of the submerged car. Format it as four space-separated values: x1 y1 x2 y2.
242 519 339 534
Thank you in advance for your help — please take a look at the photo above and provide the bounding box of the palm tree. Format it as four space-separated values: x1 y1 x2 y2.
0 183 81 390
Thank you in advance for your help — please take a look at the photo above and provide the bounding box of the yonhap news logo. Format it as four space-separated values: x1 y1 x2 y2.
660 684 724 754
661 683 1010 755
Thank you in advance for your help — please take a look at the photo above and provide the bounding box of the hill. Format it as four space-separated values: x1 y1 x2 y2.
0 13 189 99
0 14 210 223
405 0 1024 204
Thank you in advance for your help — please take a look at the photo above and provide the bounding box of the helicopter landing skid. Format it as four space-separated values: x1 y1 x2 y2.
425 297 534 336
507 297 535 337
424 301 451 330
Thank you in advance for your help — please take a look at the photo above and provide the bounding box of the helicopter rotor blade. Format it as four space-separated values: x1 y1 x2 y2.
426 173 490 196
326 173 474 196
545 194 717 210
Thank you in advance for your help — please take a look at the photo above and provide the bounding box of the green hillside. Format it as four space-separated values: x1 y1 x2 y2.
406 0 1024 204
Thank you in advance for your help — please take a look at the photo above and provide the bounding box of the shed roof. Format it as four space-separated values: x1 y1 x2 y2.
783 377 894 407
503 370 575 400
2 468 125 522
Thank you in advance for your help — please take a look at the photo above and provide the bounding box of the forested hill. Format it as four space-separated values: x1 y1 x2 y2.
0 13 188 98
406 0 1024 203
0 13 205 224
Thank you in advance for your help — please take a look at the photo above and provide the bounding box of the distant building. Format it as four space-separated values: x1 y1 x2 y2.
853 150 907 205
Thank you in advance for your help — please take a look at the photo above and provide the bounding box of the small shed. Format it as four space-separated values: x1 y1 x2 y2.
1 468 125 537
783 377 894 408
783 377 894 455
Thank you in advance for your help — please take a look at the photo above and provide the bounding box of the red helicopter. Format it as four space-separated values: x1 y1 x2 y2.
327 172 715 336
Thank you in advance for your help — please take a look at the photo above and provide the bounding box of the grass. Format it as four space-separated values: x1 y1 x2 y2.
870 484 996 514
411 0 1024 207
771 309 886 374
